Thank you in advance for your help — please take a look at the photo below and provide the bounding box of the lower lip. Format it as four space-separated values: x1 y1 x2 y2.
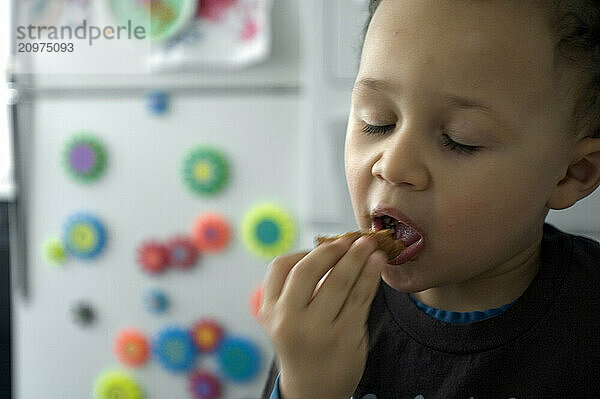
387 238 424 266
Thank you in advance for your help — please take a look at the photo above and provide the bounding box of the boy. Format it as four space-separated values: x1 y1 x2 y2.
261 0 600 397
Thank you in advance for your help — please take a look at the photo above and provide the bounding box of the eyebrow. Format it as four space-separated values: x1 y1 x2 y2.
353 78 500 117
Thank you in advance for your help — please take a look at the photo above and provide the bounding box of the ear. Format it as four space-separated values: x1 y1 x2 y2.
547 136 600 210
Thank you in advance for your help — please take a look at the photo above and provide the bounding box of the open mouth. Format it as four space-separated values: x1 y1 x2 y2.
371 214 424 265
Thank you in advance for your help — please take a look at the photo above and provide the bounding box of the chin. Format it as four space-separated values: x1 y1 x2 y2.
380 266 428 294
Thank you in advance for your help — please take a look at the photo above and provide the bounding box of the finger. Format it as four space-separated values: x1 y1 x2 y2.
261 251 310 310
310 236 379 321
311 268 333 301
335 249 386 325
280 237 354 309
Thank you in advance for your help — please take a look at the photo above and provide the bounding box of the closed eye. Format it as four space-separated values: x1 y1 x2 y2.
361 123 395 135
440 133 481 155
360 122 482 155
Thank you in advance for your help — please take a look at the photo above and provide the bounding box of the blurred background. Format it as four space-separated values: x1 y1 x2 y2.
1 1 599 398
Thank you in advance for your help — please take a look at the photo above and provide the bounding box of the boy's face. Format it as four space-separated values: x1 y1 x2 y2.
345 0 576 293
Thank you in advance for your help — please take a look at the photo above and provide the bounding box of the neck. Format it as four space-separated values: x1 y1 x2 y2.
412 239 542 312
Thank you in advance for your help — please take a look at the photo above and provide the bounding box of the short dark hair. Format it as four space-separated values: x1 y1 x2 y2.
361 0 600 139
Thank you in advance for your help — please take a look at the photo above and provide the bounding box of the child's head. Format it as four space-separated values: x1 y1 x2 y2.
344 0 600 295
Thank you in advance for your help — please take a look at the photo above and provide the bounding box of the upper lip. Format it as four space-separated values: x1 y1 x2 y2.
370 204 423 236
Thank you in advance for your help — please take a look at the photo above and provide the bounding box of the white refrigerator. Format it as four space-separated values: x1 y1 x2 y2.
7 0 311 398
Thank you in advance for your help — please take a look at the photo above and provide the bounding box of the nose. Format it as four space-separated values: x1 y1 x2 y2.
371 126 431 190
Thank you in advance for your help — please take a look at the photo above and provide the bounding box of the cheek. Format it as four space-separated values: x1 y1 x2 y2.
345 133 375 221
345 156 369 213
434 159 550 254
345 133 368 188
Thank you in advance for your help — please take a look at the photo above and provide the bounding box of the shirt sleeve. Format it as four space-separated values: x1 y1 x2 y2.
261 357 281 399
269 373 282 399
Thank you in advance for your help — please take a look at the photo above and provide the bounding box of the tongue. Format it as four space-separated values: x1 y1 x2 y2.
395 223 421 247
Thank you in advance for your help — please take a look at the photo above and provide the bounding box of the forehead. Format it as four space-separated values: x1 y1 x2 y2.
358 0 557 121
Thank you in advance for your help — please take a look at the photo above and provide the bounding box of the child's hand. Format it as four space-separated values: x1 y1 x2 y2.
259 236 387 399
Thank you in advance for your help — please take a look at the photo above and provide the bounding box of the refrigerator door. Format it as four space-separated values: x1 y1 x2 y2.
13 92 300 398
10 1 302 398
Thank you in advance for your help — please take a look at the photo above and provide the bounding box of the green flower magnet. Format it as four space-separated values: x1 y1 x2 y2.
241 203 296 260
182 146 229 196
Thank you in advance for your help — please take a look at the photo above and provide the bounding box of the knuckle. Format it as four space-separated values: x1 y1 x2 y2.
270 251 311 274
269 255 281 267
271 251 303 266
287 264 305 282
258 303 271 323
269 254 289 270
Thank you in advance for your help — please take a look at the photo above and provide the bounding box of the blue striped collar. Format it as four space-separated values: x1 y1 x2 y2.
408 294 519 324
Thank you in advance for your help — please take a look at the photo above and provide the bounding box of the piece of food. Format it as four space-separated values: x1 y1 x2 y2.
315 229 405 261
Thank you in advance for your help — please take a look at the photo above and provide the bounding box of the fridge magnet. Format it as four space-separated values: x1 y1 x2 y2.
147 90 170 115
241 203 296 260
188 370 222 399
190 319 224 353
63 213 107 260
182 146 230 196
191 213 231 253
42 236 67 267
144 288 170 315
137 241 170 274
149 0 275 71
216 336 261 383
109 0 197 42
166 235 199 269
114 328 151 367
249 284 263 322
62 134 108 184
153 326 197 373
71 302 96 327
93 369 144 399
